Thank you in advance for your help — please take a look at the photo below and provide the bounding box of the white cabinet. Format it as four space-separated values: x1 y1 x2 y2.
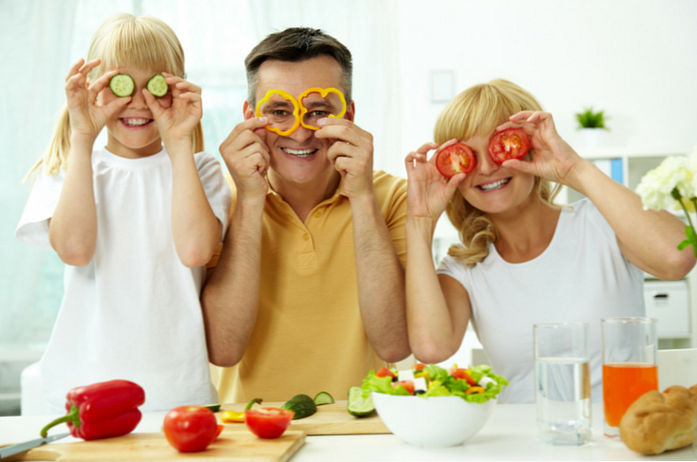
644 280 691 339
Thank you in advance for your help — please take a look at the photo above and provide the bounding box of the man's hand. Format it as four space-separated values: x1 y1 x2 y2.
315 118 375 200
219 117 271 203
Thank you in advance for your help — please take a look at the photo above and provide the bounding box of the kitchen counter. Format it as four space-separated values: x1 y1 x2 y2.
0 404 694 461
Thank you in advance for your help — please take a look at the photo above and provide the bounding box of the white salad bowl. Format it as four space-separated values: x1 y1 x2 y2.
371 392 495 448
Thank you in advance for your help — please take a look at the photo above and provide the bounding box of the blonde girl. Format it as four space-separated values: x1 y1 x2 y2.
16 14 231 412
404 79 693 403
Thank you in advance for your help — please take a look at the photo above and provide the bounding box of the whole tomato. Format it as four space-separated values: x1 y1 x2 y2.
245 408 294 439
163 405 219 453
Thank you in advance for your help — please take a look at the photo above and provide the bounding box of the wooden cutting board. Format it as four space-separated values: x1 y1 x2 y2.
219 400 390 435
2 429 304 462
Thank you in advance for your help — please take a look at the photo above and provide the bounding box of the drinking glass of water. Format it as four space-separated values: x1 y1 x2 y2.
534 323 592 445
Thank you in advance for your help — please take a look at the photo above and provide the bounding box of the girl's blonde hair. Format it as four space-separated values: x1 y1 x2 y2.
433 79 561 267
27 13 203 179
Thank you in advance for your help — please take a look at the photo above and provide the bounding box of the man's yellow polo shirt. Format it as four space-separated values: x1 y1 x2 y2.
209 170 407 403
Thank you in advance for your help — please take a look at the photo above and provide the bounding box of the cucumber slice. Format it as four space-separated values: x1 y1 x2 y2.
109 74 134 97
347 386 375 417
313 391 334 406
202 403 221 412
147 74 168 97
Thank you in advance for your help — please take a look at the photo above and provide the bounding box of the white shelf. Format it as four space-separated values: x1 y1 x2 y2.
577 146 692 160
0 348 44 363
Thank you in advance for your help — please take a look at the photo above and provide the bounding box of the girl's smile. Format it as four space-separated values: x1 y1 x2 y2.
119 117 155 129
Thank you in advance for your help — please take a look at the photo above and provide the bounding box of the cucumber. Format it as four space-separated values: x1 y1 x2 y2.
313 391 334 406
147 74 168 97
281 394 317 420
109 74 134 97
347 386 375 418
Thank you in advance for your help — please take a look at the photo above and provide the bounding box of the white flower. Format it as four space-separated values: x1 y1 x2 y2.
636 155 694 211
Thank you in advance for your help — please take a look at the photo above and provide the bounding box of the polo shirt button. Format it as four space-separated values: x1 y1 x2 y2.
314 210 322 218
303 233 310 241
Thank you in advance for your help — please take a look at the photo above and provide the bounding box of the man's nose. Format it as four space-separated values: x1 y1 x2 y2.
288 125 314 144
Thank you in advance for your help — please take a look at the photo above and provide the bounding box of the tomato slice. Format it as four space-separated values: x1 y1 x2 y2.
376 367 396 378
392 380 415 395
412 363 427 371
245 408 294 439
449 367 478 386
435 142 476 178
488 128 530 164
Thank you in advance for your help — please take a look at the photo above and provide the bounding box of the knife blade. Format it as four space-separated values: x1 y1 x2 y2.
0 432 70 459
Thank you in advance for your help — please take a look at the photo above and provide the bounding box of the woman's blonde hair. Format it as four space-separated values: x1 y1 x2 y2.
434 79 561 267
26 13 203 179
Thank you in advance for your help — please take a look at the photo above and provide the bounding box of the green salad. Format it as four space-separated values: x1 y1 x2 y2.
361 364 509 404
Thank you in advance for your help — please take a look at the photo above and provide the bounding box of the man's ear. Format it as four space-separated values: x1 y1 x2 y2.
243 100 256 120
344 101 356 122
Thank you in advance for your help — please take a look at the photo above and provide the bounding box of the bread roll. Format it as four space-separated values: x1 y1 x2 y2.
619 384 697 455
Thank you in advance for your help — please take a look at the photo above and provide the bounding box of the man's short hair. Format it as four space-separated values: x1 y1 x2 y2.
245 27 353 106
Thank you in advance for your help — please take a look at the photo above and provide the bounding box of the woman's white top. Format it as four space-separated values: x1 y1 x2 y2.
15 147 232 412
437 199 645 404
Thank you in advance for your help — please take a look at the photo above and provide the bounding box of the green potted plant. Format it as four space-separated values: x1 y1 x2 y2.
575 107 609 148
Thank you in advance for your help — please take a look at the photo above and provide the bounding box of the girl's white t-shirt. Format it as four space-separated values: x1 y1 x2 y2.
437 199 645 404
16 147 232 412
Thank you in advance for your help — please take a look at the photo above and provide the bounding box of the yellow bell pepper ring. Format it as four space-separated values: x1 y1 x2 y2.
219 398 263 424
298 87 347 131
220 410 245 423
255 89 300 137
465 386 486 395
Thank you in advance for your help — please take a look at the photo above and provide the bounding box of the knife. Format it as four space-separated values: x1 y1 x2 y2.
0 432 70 459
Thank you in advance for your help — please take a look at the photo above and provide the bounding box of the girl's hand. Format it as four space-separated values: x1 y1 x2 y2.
496 111 589 188
404 140 466 222
143 73 202 149
64 58 131 141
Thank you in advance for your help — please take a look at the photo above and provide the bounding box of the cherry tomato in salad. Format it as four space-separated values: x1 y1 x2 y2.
488 128 530 164
376 367 396 378
449 368 478 387
245 408 294 439
412 363 427 371
393 380 416 395
435 142 476 178
163 405 219 453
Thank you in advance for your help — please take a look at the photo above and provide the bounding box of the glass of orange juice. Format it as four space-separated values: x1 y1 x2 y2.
601 317 657 439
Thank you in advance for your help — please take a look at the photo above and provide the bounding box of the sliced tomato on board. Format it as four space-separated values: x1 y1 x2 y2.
376 367 396 378
245 408 294 439
488 128 530 164
435 142 476 178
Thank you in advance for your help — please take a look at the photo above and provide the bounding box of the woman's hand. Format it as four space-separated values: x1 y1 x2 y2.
64 58 131 141
143 73 202 149
497 111 591 189
404 140 466 222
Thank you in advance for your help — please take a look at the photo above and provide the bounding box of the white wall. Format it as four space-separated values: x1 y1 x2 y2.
394 0 697 179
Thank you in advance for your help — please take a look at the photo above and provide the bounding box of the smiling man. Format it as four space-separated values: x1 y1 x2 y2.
201 27 410 403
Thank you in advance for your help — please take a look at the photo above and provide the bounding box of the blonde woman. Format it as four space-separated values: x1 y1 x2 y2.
16 14 231 412
405 79 694 403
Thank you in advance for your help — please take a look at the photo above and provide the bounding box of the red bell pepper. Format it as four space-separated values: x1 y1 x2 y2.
40 379 145 440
